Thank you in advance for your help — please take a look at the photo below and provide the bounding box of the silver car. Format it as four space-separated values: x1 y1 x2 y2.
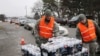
24 19 36 30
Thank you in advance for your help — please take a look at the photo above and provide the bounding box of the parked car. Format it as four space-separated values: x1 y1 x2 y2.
5 18 11 22
24 19 36 30
68 16 79 27
0 14 6 22
10 19 16 24
55 18 68 25
31 24 69 36
59 25 69 36
19 18 28 26
14 19 19 24
9 18 19 24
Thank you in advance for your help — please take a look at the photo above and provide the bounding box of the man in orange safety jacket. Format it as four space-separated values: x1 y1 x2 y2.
76 14 100 56
34 9 59 56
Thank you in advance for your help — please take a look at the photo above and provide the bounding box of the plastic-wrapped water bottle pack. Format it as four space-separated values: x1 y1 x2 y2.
74 47 89 56
41 36 83 53
21 44 41 56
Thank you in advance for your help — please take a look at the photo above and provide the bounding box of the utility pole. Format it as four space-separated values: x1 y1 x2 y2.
25 6 27 17
57 0 61 18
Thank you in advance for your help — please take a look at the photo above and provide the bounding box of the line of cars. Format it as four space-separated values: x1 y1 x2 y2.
5 17 69 36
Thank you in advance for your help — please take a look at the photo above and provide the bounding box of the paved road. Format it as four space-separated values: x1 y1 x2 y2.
0 22 99 56
0 22 36 56
65 26 76 38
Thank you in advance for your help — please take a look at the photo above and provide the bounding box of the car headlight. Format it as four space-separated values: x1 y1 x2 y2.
28 24 35 27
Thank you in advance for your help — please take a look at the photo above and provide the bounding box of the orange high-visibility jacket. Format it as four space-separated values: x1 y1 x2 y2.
77 19 96 42
39 16 54 39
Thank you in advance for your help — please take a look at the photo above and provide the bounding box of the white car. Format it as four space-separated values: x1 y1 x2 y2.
24 19 36 30
59 25 69 36
28 22 35 29
19 19 28 26
18 18 28 26
31 24 69 36
14 19 19 24
5 18 12 22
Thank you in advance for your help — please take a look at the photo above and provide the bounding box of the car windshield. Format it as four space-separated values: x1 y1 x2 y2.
27 19 36 23
70 16 79 21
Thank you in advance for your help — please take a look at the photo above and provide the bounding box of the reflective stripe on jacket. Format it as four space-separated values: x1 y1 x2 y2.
39 16 54 39
77 19 96 42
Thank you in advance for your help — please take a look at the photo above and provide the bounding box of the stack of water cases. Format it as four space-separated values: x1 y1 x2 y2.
41 36 89 56
21 44 41 56
74 48 88 56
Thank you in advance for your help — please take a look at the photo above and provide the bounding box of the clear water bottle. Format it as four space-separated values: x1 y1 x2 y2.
81 48 88 56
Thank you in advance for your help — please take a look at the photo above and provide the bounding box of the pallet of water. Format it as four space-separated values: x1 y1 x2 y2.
41 36 83 54
21 44 41 56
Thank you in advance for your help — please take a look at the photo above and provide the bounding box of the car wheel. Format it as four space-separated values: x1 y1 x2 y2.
26 27 29 30
69 25 71 27
24 26 27 29
31 30 34 35
24 26 26 29
28 28 31 30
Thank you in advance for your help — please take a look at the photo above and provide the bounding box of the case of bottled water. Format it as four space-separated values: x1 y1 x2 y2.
21 44 41 56
61 47 88 56
74 48 89 56
41 36 82 54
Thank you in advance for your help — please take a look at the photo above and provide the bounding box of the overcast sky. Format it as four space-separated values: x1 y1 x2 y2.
0 0 41 17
